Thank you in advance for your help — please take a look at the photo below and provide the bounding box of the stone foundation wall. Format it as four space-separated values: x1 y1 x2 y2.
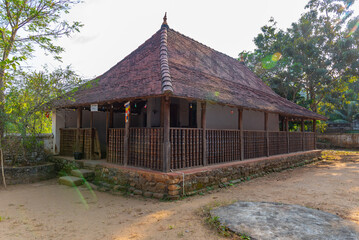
89 150 321 200
0 163 56 185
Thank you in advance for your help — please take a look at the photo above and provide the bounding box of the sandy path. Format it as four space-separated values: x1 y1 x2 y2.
0 150 358 240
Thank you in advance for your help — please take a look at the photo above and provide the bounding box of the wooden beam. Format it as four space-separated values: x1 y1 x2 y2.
124 102 130 166
265 112 269 157
201 102 207 166
301 119 304 151
238 108 244 161
162 96 171 172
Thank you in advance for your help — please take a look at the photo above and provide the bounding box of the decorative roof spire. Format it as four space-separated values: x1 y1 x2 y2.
240 53 245 65
161 12 168 29
160 12 173 94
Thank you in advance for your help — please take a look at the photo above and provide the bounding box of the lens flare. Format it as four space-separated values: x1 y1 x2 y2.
346 20 359 37
214 91 220 97
271 52 282 62
262 52 282 69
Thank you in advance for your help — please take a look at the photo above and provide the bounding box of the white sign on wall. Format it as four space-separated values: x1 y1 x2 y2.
90 104 98 112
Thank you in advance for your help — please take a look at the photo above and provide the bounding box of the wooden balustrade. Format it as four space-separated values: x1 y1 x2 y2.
107 128 125 164
289 132 303 153
128 128 163 171
61 127 317 172
207 129 241 165
243 131 267 159
59 128 96 159
303 132 315 150
170 128 203 169
268 131 288 156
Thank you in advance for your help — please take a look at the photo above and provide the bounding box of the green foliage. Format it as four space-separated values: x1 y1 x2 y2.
3 67 83 165
241 0 359 116
0 0 83 139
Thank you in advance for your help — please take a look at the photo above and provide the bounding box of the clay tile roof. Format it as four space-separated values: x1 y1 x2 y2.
55 17 326 120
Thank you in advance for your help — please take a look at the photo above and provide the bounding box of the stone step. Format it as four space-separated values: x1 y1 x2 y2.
58 176 84 187
83 160 105 170
71 169 95 180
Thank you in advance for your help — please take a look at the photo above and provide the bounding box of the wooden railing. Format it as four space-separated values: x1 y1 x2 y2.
107 129 125 164
60 128 316 172
244 131 267 159
207 129 241 165
60 128 98 159
170 128 203 169
304 132 315 151
289 132 303 153
269 131 287 155
129 128 163 171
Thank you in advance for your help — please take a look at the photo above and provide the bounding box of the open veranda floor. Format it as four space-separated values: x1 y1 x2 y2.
0 150 358 240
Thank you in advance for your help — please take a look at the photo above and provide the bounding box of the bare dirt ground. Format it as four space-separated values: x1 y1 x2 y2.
0 150 358 240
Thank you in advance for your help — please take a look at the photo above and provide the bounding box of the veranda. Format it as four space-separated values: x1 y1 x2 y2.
57 96 316 173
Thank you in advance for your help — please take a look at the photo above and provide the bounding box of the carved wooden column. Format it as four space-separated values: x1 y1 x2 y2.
313 119 317 150
124 103 130 166
265 112 269 157
285 117 289 153
201 102 207 165
238 108 244 160
76 107 82 156
301 119 304 151
162 96 171 172
90 111 93 160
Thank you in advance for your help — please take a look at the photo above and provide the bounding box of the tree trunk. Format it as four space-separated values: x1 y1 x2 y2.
0 67 5 139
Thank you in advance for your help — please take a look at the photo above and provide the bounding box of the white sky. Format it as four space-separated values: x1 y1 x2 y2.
30 0 358 79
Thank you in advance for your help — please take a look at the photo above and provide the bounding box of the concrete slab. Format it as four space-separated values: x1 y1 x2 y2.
211 201 359 240
71 169 95 180
58 176 84 187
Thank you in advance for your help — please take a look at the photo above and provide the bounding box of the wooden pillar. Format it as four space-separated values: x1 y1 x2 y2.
238 108 244 160
77 107 82 129
146 99 152 128
162 96 171 172
160 98 165 127
75 107 82 156
285 117 289 153
265 112 269 157
301 119 304 151
106 107 109 160
313 119 317 149
109 104 113 128
90 111 93 160
124 102 130 166
201 102 207 165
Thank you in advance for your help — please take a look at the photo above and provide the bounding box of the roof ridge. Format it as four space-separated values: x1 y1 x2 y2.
160 25 173 94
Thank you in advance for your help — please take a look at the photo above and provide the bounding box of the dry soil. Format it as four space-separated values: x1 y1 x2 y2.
0 150 358 240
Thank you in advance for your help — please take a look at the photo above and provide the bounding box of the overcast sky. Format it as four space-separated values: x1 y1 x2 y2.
30 0 358 79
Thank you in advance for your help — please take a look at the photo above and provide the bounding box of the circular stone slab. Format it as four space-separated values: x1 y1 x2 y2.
211 201 359 240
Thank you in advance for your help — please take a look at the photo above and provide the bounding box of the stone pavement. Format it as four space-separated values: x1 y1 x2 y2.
211 201 359 240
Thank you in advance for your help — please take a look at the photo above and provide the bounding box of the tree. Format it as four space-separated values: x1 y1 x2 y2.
4 66 82 165
0 0 82 137
241 0 359 114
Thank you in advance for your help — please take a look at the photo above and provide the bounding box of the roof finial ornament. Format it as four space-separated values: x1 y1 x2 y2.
161 12 168 28
240 53 245 65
